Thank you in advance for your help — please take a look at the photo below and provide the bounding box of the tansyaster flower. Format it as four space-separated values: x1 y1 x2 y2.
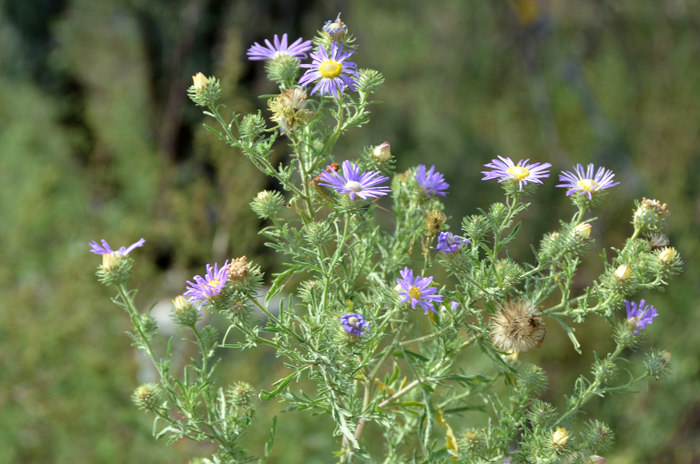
556 164 620 200
341 313 369 337
436 232 470 253
246 33 313 61
415 165 449 197
185 261 229 310
318 160 390 200
481 156 552 191
396 267 443 314
299 43 358 97
89 238 145 256
625 299 658 334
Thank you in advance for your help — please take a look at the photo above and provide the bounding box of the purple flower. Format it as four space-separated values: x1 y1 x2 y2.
396 267 443 315
185 261 229 310
299 43 359 98
247 33 313 61
625 299 658 334
556 164 620 200
415 165 449 197
89 238 145 256
481 156 552 191
318 160 390 200
436 232 469 253
341 313 369 337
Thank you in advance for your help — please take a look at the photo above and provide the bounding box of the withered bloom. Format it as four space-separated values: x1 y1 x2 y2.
268 87 313 134
490 300 546 353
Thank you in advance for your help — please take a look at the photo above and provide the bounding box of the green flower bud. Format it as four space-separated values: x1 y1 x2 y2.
132 383 162 411
526 400 557 429
251 190 286 219
462 215 491 244
228 381 255 409
632 197 669 234
240 112 266 142
645 349 672 380
516 364 548 398
356 69 385 94
171 295 200 327
582 420 614 453
187 73 221 107
592 357 618 384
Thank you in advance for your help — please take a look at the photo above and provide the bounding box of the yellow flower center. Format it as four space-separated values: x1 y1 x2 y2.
577 178 598 192
345 181 362 192
206 279 220 289
507 165 530 181
319 60 343 78
408 286 422 299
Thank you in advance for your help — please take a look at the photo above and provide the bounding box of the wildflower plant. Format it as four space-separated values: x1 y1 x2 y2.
91 17 682 464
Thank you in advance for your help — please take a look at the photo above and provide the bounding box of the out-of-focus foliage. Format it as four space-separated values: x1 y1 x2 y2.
0 0 697 462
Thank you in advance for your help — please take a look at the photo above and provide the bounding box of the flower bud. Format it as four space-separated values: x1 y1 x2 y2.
102 252 121 272
573 222 592 238
265 55 302 87
192 72 209 92
645 349 672 380
659 247 676 265
588 456 607 464
96 253 133 286
613 264 631 281
240 112 266 141
552 427 569 448
171 295 200 327
132 383 162 411
250 190 286 219
582 420 614 453
187 73 221 107
372 142 391 164
592 358 618 384
356 69 385 94
228 381 255 409
633 197 669 234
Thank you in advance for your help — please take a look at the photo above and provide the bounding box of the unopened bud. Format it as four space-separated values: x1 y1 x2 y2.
659 247 676 265
573 223 592 238
132 383 162 411
192 72 209 92
171 295 200 327
251 190 285 219
228 381 255 409
552 427 569 448
588 457 606 464
372 142 391 163
613 265 631 281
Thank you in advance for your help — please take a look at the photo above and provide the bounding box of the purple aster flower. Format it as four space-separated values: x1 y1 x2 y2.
481 156 552 191
556 164 620 200
89 238 145 256
436 231 469 253
415 165 449 197
185 261 229 310
341 313 369 337
396 267 443 315
299 43 359 98
246 33 313 61
625 299 658 335
318 160 390 200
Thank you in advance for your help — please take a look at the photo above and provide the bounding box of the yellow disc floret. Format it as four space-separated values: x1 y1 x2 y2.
319 60 343 78
507 165 530 181
206 279 220 289
577 178 598 192
408 286 422 299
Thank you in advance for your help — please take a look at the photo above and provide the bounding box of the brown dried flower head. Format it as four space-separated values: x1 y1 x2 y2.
426 210 447 236
641 197 669 216
490 300 546 353
268 87 313 134
648 233 670 250
227 256 248 282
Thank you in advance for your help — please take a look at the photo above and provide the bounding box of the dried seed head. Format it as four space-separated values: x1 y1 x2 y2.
641 197 669 216
648 233 670 250
227 256 248 282
426 210 447 236
490 300 546 353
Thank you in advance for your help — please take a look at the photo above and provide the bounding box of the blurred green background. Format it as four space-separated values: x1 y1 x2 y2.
1 0 698 462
